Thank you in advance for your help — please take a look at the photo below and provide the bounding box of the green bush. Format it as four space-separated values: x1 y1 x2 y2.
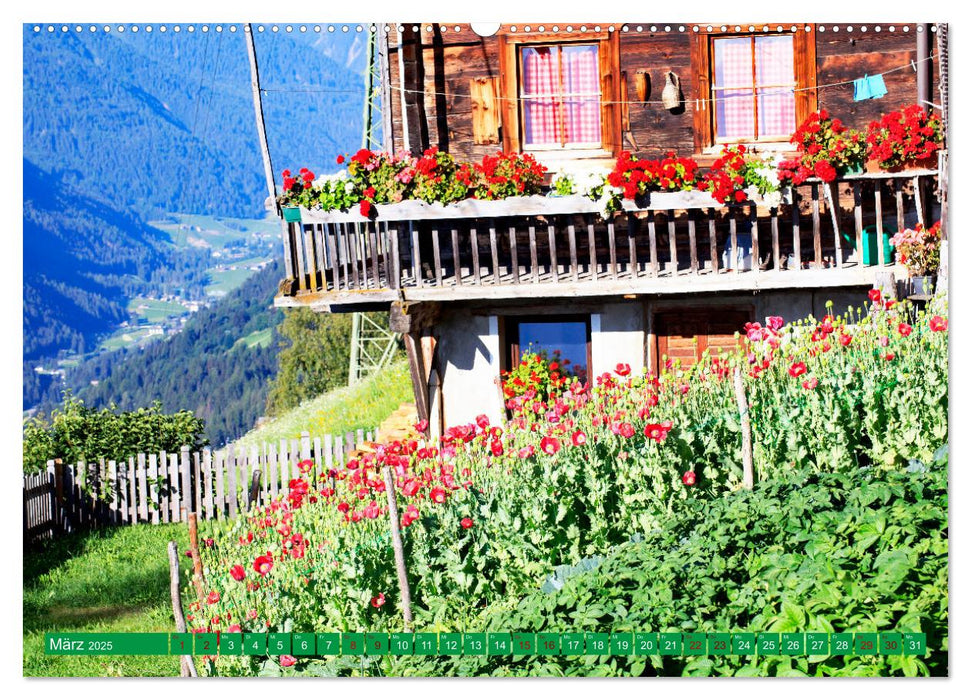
397 448 948 677
22 395 206 472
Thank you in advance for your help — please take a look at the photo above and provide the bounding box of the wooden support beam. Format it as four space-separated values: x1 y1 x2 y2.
390 300 441 334
403 332 430 427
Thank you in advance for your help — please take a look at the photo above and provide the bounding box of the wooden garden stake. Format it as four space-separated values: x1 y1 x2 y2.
167 541 198 677
248 469 262 507
382 465 414 632
734 367 755 490
186 511 205 599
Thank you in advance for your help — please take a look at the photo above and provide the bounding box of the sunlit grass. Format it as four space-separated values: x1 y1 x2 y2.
235 360 413 450
23 524 188 677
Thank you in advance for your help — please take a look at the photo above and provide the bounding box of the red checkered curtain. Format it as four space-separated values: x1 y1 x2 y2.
522 47 561 145
561 45 602 145
714 37 754 140
755 36 796 137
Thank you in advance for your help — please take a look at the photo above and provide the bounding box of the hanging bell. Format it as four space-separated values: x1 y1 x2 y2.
661 71 681 110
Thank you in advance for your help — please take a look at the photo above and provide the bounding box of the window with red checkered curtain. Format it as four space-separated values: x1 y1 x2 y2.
712 35 797 141
520 44 602 148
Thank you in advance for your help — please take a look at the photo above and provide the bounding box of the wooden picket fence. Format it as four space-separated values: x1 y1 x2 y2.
23 429 375 545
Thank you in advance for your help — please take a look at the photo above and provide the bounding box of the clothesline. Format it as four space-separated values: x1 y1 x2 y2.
258 51 938 108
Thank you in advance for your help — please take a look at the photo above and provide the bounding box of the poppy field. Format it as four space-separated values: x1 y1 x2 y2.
192 291 948 677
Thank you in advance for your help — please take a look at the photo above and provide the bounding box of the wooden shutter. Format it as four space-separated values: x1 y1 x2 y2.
655 309 752 367
470 77 501 145
497 34 520 152
793 26 819 126
690 34 713 153
600 33 623 156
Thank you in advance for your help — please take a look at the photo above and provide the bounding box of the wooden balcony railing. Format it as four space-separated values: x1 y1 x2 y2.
275 170 939 307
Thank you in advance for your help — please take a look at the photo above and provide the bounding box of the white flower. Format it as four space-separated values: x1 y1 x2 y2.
312 170 348 189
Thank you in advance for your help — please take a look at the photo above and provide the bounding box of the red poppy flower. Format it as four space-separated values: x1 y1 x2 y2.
336 154 345 165
839 333 852 347
371 592 386 608
280 655 297 667
619 422 635 439
802 377 819 390
682 471 697 486
788 362 807 378
429 486 447 504
461 517 474 529
227 624 241 633
230 565 245 581
253 554 273 577
883 352 896 361
644 423 671 442
206 590 220 605
615 363 631 377
868 288 882 303
570 430 587 446
540 436 561 455
898 323 913 337
930 315 948 332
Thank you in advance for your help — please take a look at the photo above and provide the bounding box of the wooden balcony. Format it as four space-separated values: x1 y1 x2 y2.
274 170 939 311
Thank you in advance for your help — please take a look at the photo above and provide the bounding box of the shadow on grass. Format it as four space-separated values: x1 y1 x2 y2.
24 523 187 633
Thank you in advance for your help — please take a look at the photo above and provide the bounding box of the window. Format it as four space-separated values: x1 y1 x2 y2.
653 308 752 370
520 45 602 149
498 31 621 156
712 35 796 141
691 26 817 151
506 315 592 386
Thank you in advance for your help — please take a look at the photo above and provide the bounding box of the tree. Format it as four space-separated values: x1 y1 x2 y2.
264 309 355 415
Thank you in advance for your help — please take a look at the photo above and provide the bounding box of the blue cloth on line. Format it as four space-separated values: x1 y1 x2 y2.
853 74 888 101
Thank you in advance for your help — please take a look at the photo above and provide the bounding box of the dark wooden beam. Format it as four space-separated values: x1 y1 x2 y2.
403 332 430 427
390 300 441 334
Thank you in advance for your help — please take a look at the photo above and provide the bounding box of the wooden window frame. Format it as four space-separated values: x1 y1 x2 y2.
690 25 817 153
498 30 622 157
505 314 593 383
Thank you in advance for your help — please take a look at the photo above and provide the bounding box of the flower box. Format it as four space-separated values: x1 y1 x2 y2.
296 189 793 225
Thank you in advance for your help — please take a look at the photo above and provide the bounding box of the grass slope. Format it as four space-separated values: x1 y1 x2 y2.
236 360 413 450
24 524 188 677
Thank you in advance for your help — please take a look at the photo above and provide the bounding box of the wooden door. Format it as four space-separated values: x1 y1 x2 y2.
655 308 751 368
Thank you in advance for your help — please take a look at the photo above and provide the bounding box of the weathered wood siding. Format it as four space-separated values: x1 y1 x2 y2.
386 23 938 159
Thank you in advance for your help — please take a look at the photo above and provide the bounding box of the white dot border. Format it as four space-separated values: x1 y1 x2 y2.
29 23 936 35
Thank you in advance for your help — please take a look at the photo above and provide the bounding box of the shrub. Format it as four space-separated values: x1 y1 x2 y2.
22 395 207 472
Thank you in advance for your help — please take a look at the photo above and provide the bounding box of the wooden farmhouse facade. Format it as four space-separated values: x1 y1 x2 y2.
274 22 947 434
